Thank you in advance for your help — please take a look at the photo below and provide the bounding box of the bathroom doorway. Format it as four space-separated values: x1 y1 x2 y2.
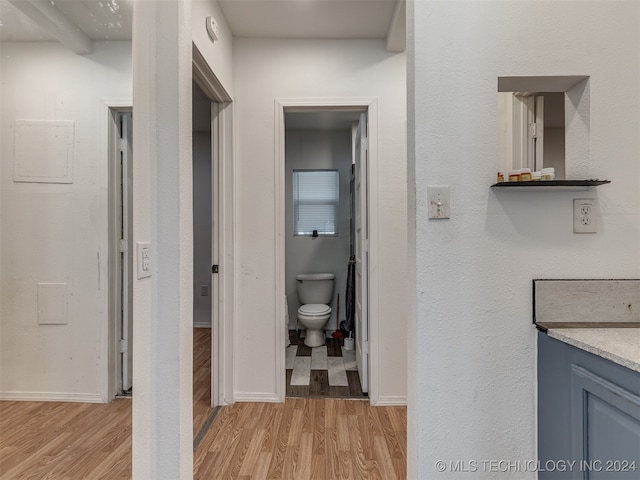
279 103 373 399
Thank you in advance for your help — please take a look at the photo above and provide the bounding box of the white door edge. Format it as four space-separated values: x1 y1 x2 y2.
104 100 132 402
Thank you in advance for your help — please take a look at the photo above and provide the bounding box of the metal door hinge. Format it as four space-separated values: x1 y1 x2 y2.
528 123 538 138
119 239 128 253
119 339 128 353
363 340 369 355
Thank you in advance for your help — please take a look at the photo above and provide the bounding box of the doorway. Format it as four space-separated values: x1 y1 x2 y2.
192 79 214 434
108 107 133 397
276 100 378 402
192 44 235 408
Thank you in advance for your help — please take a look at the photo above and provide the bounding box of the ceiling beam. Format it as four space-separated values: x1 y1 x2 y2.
386 0 406 53
8 0 92 54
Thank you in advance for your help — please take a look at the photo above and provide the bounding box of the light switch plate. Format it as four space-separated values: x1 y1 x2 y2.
136 242 152 279
427 185 450 219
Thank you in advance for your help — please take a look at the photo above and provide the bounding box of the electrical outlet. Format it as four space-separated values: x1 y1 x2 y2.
427 185 450 219
136 242 152 278
573 199 597 234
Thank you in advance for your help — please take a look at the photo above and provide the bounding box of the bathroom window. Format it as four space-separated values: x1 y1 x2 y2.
293 169 339 236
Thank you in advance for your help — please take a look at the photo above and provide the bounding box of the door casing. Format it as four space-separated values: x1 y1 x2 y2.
274 98 380 404
193 43 235 407
106 100 133 401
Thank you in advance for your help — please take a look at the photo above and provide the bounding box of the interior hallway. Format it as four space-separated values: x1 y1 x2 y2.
0 328 406 479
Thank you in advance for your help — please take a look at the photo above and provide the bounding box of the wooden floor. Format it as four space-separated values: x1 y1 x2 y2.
0 398 133 479
194 398 406 480
0 329 407 479
193 327 213 437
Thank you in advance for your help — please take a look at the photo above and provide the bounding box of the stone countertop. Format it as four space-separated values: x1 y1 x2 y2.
546 327 640 374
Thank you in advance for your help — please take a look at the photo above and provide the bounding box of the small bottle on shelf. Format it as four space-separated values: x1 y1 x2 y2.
541 168 555 180
519 168 532 182
508 170 520 182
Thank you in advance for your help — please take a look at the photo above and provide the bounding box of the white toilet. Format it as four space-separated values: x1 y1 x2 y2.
296 273 334 347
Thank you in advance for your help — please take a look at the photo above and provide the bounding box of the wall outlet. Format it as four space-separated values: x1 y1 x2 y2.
573 199 597 234
427 185 450 219
136 242 152 278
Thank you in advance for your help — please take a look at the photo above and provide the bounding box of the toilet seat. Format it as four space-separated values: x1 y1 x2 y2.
298 304 331 316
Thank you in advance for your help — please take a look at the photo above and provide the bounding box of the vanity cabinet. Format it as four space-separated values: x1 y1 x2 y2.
538 332 640 479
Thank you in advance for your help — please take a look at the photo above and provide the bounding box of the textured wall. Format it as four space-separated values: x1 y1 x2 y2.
192 0 234 97
193 130 212 327
233 38 407 403
408 1 640 478
0 41 132 401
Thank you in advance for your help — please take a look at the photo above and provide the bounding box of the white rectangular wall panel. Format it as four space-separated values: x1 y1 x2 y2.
14 120 74 183
37 283 68 325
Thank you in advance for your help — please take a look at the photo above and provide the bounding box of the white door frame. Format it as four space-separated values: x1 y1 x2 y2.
193 43 235 407
274 98 380 404
105 99 132 401
354 112 369 394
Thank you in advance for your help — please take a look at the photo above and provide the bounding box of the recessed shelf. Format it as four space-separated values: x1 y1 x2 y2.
491 180 611 191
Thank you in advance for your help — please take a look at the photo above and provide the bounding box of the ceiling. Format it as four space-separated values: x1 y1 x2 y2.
218 0 400 40
1 0 403 45
285 111 362 131
4 0 404 130
0 0 133 43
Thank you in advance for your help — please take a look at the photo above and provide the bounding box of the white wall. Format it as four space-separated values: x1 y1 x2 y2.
0 41 132 402
131 0 194 476
408 1 640 478
193 132 212 327
233 38 407 403
285 129 352 332
192 0 234 97
193 81 212 328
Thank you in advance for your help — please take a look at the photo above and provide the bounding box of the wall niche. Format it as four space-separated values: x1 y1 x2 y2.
497 75 590 182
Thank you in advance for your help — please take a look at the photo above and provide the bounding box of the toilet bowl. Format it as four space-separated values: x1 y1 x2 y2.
297 304 332 347
296 273 334 348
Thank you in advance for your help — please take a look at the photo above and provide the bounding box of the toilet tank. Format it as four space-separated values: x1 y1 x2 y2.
296 273 335 305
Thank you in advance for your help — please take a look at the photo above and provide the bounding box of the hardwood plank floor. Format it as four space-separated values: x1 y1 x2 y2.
194 399 407 479
0 398 133 479
193 327 213 437
0 398 406 479
0 328 406 479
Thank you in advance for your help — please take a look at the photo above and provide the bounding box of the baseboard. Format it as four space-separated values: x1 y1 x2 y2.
233 392 283 403
372 395 407 406
0 391 105 403
194 322 212 328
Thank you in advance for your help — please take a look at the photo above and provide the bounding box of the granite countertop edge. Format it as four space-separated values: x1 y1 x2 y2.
545 327 640 374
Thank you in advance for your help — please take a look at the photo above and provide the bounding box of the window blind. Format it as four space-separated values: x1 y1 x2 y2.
293 170 339 236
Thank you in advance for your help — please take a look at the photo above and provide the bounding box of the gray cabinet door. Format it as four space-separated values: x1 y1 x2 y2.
538 333 640 480
571 364 640 479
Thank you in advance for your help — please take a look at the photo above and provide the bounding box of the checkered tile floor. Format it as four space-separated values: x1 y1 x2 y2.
286 331 366 398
